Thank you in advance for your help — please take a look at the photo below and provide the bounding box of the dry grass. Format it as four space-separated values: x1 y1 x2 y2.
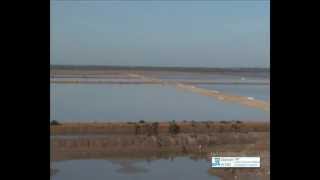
51 121 269 135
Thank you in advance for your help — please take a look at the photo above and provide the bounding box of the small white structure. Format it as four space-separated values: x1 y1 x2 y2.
247 97 255 100
241 77 246 81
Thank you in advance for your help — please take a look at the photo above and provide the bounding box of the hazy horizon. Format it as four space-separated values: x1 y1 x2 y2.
51 64 269 69
51 1 269 68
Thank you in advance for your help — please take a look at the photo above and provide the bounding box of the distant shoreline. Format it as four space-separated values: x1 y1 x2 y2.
51 65 269 74
51 79 269 85
51 65 270 85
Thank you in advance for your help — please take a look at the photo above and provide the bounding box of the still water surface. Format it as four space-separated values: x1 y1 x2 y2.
51 157 220 180
198 84 270 101
51 84 269 122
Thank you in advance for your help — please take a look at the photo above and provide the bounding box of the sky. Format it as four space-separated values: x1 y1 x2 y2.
51 1 270 68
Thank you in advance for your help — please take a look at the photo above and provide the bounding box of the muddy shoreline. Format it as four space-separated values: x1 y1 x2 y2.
51 66 269 80
51 121 269 159
51 121 269 135
51 121 269 179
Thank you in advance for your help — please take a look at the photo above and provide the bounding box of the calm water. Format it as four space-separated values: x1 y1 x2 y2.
51 157 219 180
51 74 269 82
198 84 270 101
51 84 269 122
155 73 268 81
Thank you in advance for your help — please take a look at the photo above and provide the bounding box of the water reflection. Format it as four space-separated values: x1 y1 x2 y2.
51 157 220 180
51 156 269 180
111 160 149 174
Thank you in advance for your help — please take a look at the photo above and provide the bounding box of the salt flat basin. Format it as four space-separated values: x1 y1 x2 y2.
156 75 268 82
51 84 269 122
198 84 270 101
145 71 269 81
51 157 220 180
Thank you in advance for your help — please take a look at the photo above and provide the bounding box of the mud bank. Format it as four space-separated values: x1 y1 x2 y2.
51 121 269 135
51 121 269 180
51 132 268 159
51 121 269 159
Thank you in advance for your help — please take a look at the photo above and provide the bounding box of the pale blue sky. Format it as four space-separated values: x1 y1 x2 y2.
51 1 269 67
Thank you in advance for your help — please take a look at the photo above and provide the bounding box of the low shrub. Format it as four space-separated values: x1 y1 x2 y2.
151 122 159 135
231 124 240 132
169 120 180 135
191 120 196 127
50 120 60 126
134 124 141 135
219 121 230 124
139 120 145 124
205 122 210 129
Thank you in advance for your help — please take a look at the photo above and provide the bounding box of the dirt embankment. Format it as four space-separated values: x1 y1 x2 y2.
51 121 270 179
51 121 269 159
51 121 269 135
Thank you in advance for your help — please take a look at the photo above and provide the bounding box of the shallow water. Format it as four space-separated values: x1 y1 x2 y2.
198 84 270 101
51 84 269 122
155 73 268 82
51 71 269 83
51 157 220 180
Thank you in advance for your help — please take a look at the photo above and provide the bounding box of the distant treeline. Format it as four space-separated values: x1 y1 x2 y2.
51 65 269 73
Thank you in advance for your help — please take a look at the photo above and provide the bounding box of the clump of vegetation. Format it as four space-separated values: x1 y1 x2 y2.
151 122 159 135
219 125 225 133
50 120 60 126
219 121 230 124
231 124 240 132
169 120 180 135
139 120 145 124
144 124 151 136
134 124 141 135
134 122 159 136
191 120 196 127
181 145 187 153
205 121 210 129
138 122 159 136
144 122 160 136
236 120 242 124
